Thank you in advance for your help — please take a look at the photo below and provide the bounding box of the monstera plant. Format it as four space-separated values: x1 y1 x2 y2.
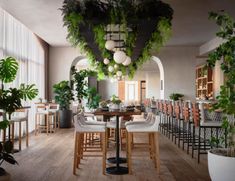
0 56 38 176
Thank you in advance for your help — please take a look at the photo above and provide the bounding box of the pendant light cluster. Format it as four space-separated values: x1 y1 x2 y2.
103 39 132 80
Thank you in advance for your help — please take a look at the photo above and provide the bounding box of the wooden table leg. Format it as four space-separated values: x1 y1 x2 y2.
19 122 22 151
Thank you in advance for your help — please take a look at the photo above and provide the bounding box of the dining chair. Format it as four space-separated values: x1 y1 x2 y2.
125 115 160 174
73 113 106 175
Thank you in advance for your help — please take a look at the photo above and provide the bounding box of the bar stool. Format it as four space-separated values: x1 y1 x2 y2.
125 115 160 174
48 103 60 129
192 103 221 163
73 114 106 175
10 108 29 151
35 104 56 135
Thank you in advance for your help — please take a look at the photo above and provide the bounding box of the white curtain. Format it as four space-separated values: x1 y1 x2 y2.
0 8 45 133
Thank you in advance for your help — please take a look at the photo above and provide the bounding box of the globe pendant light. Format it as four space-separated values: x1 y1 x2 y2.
114 64 119 69
113 51 126 64
103 58 110 65
108 65 114 72
116 70 122 77
105 40 115 51
122 56 131 66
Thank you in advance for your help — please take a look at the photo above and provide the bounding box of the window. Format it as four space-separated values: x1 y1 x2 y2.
0 8 46 132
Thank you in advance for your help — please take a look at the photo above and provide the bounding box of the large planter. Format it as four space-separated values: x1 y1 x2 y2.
59 110 72 128
208 149 235 181
0 168 11 181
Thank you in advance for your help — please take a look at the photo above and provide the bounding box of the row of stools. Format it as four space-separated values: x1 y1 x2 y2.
73 112 160 175
155 100 222 163
34 103 60 135
1 103 60 152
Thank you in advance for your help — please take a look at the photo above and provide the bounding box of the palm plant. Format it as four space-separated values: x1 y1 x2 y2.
0 56 38 175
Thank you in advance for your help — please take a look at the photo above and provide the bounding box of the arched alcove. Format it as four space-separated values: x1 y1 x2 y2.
69 56 87 82
151 56 164 99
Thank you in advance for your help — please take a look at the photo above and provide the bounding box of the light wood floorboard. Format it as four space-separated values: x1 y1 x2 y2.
2 129 210 181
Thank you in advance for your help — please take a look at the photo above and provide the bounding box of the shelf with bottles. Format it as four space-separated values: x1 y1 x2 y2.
196 64 213 100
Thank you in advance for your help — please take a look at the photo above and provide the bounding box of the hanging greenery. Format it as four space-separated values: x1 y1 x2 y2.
61 0 173 79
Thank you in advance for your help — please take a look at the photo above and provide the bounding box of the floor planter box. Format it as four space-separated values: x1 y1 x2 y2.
208 149 235 181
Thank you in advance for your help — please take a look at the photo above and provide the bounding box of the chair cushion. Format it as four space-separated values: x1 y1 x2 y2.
200 121 221 127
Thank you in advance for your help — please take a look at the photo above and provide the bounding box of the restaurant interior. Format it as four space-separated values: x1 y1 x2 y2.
0 0 235 181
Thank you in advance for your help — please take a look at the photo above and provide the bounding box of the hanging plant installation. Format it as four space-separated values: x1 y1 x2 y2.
61 0 173 80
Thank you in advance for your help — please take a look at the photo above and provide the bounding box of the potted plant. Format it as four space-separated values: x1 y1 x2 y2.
53 80 74 128
206 12 235 181
169 93 184 101
85 87 101 111
109 95 122 110
71 66 96 102
0 57 38 178
99 100 110 111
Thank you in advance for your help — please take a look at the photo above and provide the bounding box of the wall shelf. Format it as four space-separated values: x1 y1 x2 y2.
196 65 213 99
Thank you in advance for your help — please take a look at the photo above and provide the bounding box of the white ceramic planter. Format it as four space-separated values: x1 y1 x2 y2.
208 149 235 181
109 104 120 110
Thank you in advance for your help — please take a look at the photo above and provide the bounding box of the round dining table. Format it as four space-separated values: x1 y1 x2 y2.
94 108 141 175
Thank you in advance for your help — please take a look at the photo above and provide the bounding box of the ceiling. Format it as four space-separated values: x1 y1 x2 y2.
0 0 235 47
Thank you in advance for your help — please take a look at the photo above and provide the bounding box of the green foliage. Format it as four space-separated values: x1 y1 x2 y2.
0 56 37 171
85 87 101 109
61 0 173 79
207 11 235 157
0 57 18 83
71 67 96 101
53 81 74 110
169 93 184 101
19 84 38 101
0 88 22 118
110 95 121 105
0 57 38 118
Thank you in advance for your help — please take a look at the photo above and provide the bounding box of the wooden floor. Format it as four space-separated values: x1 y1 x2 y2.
2 129 210 181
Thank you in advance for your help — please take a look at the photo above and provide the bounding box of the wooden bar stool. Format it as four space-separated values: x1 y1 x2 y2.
35 104 55 135
73 114 107 175
125 115 160 174
11 108 29 151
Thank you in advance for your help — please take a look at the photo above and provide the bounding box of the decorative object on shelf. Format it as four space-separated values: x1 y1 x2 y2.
61 0 173 79
53 80 74 128
0 56 38 177
206 11 235 181
169 93 184 101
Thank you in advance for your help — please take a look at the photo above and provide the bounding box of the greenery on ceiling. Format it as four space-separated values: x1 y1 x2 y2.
61 0 173 79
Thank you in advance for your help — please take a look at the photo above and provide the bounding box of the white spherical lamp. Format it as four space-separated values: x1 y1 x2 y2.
105 40 115 50
108 65 114 72
116 71 122 77
103 58 110 65
113 51 126 64
122 56 131 66
114 64 119 69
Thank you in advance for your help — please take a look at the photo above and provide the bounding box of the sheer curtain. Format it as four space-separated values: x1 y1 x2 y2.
0 8 46 132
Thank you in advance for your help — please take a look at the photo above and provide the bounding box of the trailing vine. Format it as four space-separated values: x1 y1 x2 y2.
61 0 173 79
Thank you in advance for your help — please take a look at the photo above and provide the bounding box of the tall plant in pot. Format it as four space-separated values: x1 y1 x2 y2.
206 12 235 181
0 57 38 177
53 80 74 128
